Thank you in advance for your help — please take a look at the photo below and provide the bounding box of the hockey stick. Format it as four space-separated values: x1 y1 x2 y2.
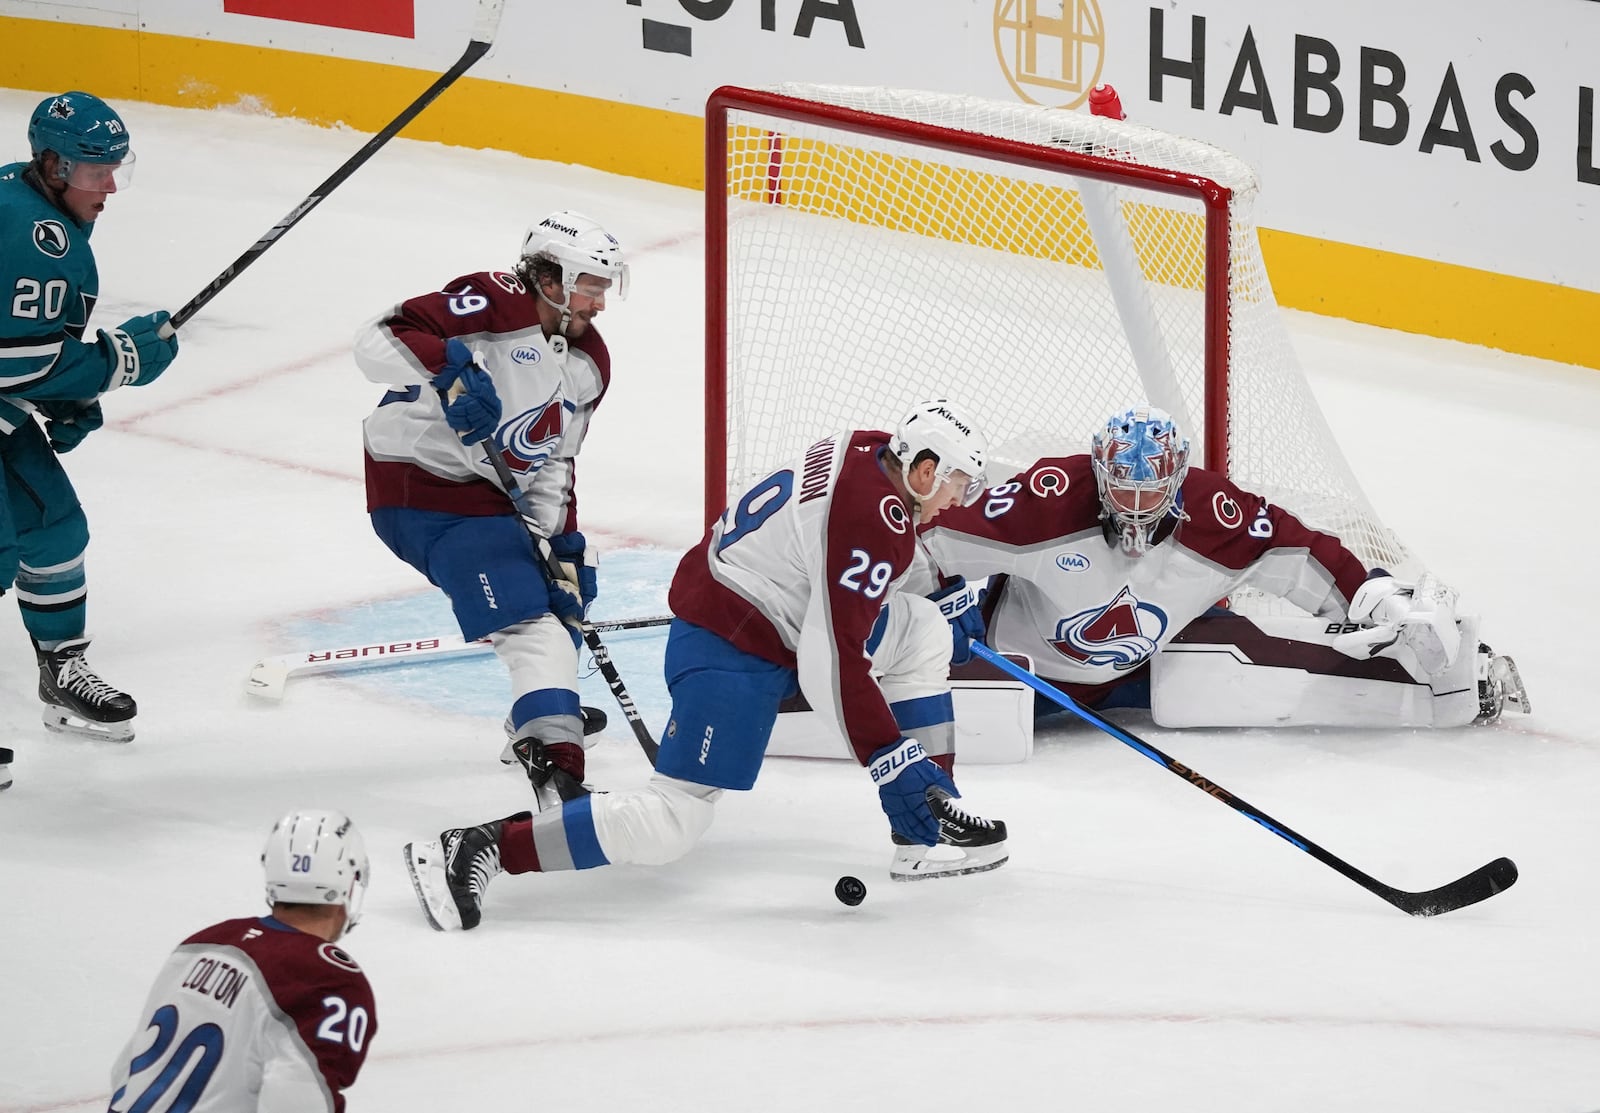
162 0 506 334
969 643 1518 917
245 614 672 700
467 433 662 765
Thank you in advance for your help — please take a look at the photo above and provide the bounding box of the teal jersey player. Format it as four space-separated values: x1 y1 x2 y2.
0 92 181 769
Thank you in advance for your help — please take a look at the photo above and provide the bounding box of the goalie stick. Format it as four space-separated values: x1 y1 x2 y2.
161 0 506 334
970 643 1518 917
245 614 673 700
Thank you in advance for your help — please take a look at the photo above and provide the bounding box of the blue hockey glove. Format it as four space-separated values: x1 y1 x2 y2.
867 737 958 846
929 576 985 667
435 339 501 445
548 530 599 611
40 400 103 453
99 311 179 390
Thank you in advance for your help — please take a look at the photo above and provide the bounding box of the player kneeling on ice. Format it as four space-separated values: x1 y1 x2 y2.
919 406 1529 729
356 210 628 805
108 810 377 1110
404 400 1008 931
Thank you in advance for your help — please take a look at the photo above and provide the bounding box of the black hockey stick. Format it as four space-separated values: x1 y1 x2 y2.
162 0 506 334
970 643 1517 917
470 431 661 766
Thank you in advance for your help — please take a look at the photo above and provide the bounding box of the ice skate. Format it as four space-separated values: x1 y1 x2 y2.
403 820 507 932
890 787 1009 881
1476 644 1531 723
0 747 13 791
508 736 590 810
36 639 136 742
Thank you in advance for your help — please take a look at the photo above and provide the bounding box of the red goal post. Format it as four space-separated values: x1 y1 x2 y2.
703 84 1413 580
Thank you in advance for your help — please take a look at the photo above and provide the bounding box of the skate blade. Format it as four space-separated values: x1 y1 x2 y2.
402 841 462 932
42 709 134 743
889 844 1009 882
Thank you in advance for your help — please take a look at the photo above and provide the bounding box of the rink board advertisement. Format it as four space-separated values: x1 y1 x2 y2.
0 0 1595 368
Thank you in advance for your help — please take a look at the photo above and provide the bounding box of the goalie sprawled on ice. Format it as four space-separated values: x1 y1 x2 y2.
918 406 1530 729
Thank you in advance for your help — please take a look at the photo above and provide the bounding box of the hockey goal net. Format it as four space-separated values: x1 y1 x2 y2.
705 83 1415 582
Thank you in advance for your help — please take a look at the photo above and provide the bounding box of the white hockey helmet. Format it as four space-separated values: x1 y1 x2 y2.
261 809 370 934
519 209 630 303
892 399 989 506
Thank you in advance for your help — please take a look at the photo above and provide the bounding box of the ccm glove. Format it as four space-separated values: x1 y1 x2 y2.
100 311 179 390
548 530 599 611
435 339 502 445
929 576 985 667
40 400 103 453
868 736 957 846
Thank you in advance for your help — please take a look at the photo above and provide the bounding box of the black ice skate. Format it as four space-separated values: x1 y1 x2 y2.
36 639 136 743
403 818 517 932
509 736 590 811
1476 644 1531 723
890 787 1009 881
1 746 13 791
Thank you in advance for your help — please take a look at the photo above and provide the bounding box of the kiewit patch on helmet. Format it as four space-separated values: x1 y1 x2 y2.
32 220 68 259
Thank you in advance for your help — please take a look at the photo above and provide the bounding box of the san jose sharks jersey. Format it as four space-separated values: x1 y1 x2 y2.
107 916 377 1113
669 431 924 764
356 269 610 536
0 162 101 434
920 455 1371 694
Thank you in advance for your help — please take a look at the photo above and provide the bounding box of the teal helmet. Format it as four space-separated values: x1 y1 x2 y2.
28 92 134 189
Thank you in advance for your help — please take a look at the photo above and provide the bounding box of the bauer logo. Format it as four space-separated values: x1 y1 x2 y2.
994 0 1107 109
1055 552 1092 573
511 346 541 365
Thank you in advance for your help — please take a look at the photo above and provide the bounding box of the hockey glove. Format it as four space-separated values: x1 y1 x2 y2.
929 576 985 667
436 339 502 445
548 531 599 611
99 311 179 390
1334 571 1461 676
40 400 103 453
868 737 957 846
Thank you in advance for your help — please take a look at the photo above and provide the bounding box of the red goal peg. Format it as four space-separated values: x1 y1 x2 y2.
1088 84 1125 120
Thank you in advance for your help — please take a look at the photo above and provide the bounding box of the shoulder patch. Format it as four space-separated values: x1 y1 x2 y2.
1029 465 1070 497
33 220 69 259
318 943 363 973
491 270 525 294
878 495 910 535
1210 490 1244 529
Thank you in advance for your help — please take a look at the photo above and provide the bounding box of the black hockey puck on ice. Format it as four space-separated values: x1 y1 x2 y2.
834 876 866 906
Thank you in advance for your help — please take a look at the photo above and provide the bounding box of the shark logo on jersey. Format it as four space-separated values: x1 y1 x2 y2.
32 219 68 259
1049 585 1168 670
495 392 568 474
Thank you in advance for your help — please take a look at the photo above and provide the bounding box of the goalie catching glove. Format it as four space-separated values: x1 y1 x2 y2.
1333 571 1462 677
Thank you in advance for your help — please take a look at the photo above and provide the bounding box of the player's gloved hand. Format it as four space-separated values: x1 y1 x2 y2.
867 736 957 846
1334 571 1461 676
40 400 103 453
435 339 502 445
540 539 589 630
99 311 179 390
548 531 599 611
929 576 985 667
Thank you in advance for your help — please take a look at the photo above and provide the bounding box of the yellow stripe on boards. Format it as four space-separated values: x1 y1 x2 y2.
3 15 1594 370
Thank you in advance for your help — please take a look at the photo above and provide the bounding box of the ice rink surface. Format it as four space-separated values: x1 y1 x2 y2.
1 87 1597 1111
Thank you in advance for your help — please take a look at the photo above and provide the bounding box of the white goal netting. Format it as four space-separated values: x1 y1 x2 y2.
709 83 1415 581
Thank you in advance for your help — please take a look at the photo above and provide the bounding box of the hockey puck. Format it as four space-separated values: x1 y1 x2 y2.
834 875 866 906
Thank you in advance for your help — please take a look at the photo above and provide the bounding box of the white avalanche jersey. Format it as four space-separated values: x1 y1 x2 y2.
920 456 1372 697
668 431 923 764
356 268 610 535
107 917 376 1113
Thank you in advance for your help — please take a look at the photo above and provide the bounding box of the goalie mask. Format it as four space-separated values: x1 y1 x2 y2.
28 91 136 192
519 209 629 331
892 399 988 507
261 809 370 936
1091 406 1190 555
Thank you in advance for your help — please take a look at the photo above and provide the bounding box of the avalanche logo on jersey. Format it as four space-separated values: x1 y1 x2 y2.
1049 585 1168 670
32 219 68 259
495 390 570 475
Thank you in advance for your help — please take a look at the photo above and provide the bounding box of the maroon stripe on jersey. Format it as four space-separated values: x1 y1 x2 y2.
364 455 517 516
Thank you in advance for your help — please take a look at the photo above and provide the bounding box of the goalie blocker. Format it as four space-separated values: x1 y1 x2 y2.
1150 611 1528 728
